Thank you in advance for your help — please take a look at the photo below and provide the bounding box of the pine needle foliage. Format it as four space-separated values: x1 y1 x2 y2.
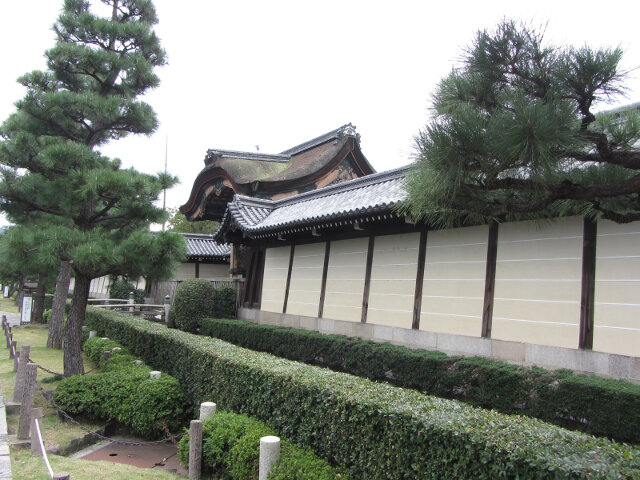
403 20 640 228
0 0 185 375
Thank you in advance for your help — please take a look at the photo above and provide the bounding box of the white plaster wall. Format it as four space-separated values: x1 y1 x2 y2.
199 263 229 279
286 242 325 317
367 233 420 329
492 217 583 349
420 225 488 337
175 263 197 281
261 246 292 313
323 237 368 322
593 219 640 357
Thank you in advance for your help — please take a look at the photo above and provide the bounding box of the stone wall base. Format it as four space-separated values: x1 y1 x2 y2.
238 308 640 383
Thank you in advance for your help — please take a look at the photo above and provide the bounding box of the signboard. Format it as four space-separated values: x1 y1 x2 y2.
21 294 32 324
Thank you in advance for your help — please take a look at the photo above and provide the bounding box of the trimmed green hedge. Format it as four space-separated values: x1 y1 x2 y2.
85 309 640 479
169 278 216 332
53 338 190 438
199 317 640 444
177 410 347 479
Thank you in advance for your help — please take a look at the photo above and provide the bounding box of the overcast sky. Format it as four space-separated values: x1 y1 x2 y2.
1 1 638 226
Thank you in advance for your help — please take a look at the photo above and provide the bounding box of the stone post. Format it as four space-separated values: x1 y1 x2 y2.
88 331 97 338
188 420 203 479
102 351 111 362
129 291 135 313
13 344 31 402
199 402 216 421
149 371 161 379
164 295 171 324
18 363 38 439
10 340 16 359
259 436 281 480
30 407 44 456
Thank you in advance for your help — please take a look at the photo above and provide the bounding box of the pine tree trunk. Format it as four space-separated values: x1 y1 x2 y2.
48 260 71 349
31 273 46 323
15 278 25 308
64 273 90 376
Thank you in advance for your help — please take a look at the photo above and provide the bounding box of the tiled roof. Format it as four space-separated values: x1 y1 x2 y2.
216 166 410 239
280 123 358 156
182 233 230 260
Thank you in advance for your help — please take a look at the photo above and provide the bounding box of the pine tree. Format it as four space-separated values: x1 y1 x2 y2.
0 0 185 375
404 20 640 228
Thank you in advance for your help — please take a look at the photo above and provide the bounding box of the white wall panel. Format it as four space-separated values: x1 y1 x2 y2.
492 217 582 348
261 246 291 313
367 233 420 328
420 225 488 337
287 242 325 317
323 237 368 322
593 220 640 357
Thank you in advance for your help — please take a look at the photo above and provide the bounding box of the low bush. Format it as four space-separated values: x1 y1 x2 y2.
53 341 190 438
83 337 128 364
213 285 237 319
85 309 640 479
177 410 347 479
109 279 145 303
199 317 640 444
170 279 216 333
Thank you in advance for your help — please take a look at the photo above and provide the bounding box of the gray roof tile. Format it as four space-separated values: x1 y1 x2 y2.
182 233 230 259
217 166 410 238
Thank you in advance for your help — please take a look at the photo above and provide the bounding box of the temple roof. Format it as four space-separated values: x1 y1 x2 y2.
182 233 230 261
215 166 410 241
180 124 376 222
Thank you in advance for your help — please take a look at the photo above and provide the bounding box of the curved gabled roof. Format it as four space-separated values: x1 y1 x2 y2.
180 124 376 222
182 233 230 261
215 166 410 241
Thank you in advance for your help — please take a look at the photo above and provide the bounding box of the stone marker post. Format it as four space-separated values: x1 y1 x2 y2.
199 402 216 421
31 407 44 456
18 363 38 439
129 291 135 313
164 295 171 324
13 348 19 372
13 344 31 402
259 436 281 480
10 340 16 359
149 371 161 379
188 420 203 479
102 351 111 362
88 331 97 338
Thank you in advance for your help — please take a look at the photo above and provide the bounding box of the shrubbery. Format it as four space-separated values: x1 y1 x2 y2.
177 410 347 479
53 337 190 438
199 317 640 444
108 279 145 303
212 284 237 319
85 309 640 479
169 279 216 333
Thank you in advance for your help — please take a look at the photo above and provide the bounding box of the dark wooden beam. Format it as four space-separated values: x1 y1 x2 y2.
579 218 597 350
412 229 428 330
318 241 331 318
361 236 375 323
481 223 498 338
195 261 200 279
282 245 295 314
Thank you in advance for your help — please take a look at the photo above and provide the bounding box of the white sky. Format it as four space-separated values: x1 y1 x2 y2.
1 1 639 227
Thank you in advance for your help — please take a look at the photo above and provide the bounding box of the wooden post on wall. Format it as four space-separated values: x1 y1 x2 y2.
282 245 295 314
361 236 375 323
481 223 498 338
317 241 331 318
412 229 428 330
579 218 597 350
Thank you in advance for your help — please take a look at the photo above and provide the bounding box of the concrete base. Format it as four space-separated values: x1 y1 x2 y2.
239 308 640 383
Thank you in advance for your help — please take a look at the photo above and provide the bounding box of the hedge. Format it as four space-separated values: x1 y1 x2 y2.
84 309 640 479
53 337 190 438
199 317 640 444
177 410 348 479
169 278 216 332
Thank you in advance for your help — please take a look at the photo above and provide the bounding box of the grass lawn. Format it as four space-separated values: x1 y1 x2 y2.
2 323 182 480
0 296 19 314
